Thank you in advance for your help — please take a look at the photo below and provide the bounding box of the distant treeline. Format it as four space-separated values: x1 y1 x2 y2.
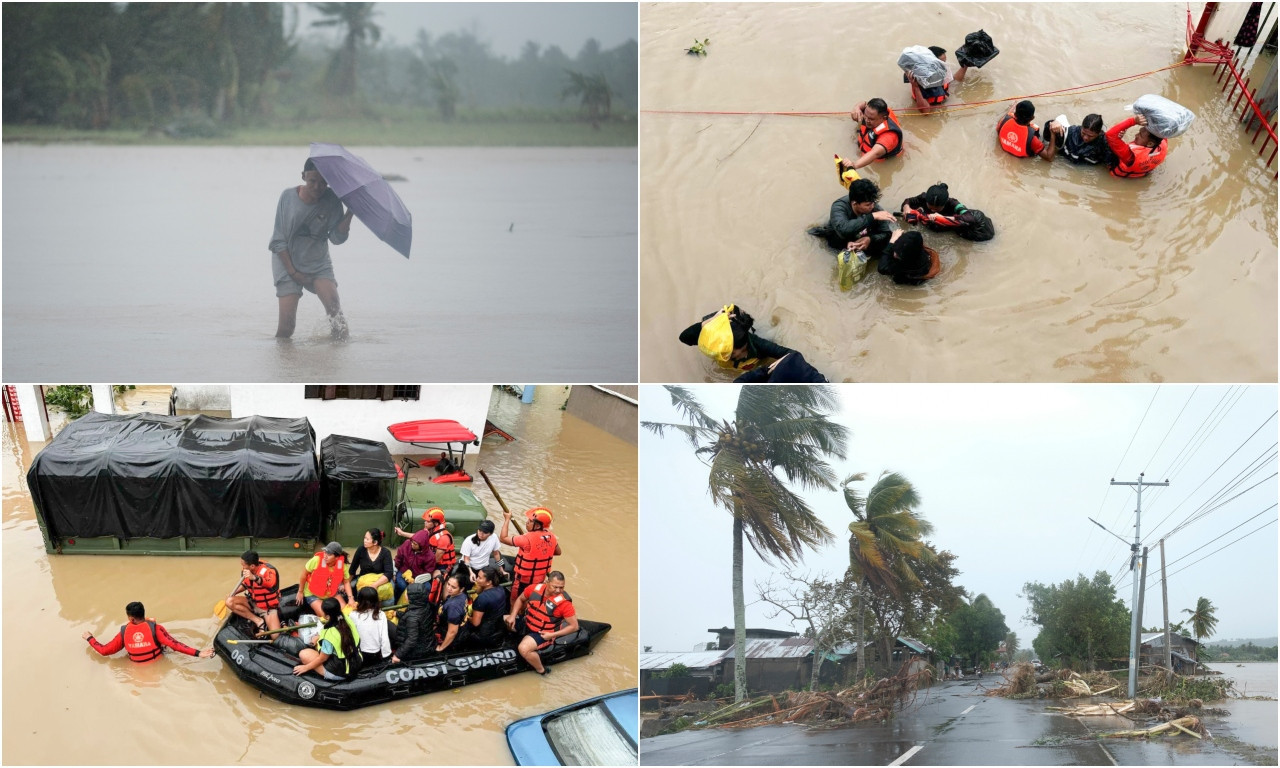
2 3 637 132
1204 642 1278 662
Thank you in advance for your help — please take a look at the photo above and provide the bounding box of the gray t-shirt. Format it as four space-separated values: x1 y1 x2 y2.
268 187 348 280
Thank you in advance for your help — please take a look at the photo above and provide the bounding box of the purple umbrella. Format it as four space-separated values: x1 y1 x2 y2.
308 142 412 258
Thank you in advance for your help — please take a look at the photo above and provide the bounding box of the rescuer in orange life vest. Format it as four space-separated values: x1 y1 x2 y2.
83 601 215 662
500 506 563 603
843 98 904 171
996 100 1061 161
504 570 579 676
225 549 282 635
1103 112 1168 178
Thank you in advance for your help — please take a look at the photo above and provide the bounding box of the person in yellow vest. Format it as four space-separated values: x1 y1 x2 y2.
296 541 352 617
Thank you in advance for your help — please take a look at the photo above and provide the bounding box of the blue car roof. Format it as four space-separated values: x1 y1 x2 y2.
506 689 639 766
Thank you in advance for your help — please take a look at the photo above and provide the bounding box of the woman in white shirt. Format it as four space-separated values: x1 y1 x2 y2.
349 587 393 661
460 520 504 578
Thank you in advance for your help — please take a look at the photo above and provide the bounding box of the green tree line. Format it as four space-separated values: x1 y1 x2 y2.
3 3 637 132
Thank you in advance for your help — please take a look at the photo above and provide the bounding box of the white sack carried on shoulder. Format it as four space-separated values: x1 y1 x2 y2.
898 45 947 89
1131 94 1196 139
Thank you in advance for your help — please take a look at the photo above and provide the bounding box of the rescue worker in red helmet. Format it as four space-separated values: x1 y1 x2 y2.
504 571 578 675
226 549 282 635
996 100 1060 161
1104 112 1168 178
421 507 457 581
500 506 563 603
83 601 214 662
844 98 904 171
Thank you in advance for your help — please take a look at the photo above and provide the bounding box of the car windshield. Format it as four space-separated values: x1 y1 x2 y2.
545 702 637 766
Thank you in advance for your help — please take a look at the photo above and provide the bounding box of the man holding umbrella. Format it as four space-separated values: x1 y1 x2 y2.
269 158 355 340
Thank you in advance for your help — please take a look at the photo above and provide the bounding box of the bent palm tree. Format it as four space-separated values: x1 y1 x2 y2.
643 385 849 702
1182 597 1219 663
311 2 381 100
844 471 934 678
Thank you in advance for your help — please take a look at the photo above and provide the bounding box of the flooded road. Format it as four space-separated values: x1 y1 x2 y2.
2 389 637 765
639 3 1277 382
3 146 637 383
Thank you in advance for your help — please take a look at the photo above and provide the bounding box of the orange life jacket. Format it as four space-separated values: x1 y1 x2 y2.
306 553 346 599
242 562 280 611
913 78 949 105
120 619 162 663
514 530 558 585
525 582 572 636
996 108 1036 157
857 109 904 159
428 528 456 570
1110 140 1168 178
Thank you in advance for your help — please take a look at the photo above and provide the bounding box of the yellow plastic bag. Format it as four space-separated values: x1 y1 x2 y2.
355 573 395 604
697 305 737 364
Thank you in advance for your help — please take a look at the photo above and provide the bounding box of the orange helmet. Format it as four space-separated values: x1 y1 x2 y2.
526 507 553 526
422 507 445 524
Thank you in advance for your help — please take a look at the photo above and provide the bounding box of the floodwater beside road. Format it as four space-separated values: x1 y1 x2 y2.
2 145 637 382
2 390 638 765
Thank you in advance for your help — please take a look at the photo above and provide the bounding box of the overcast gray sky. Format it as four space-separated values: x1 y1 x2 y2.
295 2 636 58
640 384 1278 655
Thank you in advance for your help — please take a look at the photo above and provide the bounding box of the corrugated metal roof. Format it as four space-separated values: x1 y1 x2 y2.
741 637 816 659
639 650 728 671
897 637 931 654
1141 632 1199 647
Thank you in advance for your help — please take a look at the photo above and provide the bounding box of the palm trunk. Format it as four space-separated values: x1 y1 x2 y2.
855 579 866 679
732 516 747 703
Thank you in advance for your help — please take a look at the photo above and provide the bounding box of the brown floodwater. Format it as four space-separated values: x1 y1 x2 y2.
1 389 637 765
640 2 1278 382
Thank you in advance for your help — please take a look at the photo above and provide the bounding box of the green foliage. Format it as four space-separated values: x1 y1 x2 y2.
44 385 92 418
1023 572 1131 670
562 69 612 126
1207 642 1278 661
950 594 1009 668
1183 597 1220 659
712 683 735 699
656 663 691 679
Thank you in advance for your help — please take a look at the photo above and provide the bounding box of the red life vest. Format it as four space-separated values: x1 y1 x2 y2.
996 108 1036 157
120 619 162 663
306 553 345 599
242 563 280 611
914 78 950 105
1110 140 1168 178
515 530 558 585
428 528 456 570
525 583 572 636
857 109 904 159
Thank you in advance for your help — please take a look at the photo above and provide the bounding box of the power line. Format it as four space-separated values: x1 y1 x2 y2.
1115 504 1278 595
1147 444 1277 544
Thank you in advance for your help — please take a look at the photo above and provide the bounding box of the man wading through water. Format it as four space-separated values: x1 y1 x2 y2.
270 158 355 340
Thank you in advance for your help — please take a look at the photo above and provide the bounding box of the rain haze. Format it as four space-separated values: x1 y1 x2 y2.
297 2 637 58
640 384 1279 655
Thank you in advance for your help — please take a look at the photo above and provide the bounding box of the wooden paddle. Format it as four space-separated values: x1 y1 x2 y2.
478 469 526 536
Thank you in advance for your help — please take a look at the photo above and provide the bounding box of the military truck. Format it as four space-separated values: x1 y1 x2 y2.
27 412 487 556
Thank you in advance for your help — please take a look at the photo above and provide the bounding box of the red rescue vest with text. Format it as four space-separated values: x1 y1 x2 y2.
307 553 345 599
1110 140 1167 178
525 583 572 636
857 109 904 159
120 619 162 663
515 530 558 585
242 563 280 610
997 109 1036 157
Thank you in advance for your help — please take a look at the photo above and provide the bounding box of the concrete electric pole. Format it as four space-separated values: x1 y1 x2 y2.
1111 473 1169 699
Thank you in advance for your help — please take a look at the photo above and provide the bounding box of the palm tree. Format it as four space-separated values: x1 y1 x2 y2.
310 2 380 100
844 471 934 678
643 385 849 702
1182 597 1219 662
561 70 612 128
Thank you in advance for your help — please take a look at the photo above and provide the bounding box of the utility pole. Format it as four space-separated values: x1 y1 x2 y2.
1111 473 1169 699
1136 546 1149 665
1160 539 1172 672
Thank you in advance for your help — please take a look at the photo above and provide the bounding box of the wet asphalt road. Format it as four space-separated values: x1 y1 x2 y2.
640 679 1244 766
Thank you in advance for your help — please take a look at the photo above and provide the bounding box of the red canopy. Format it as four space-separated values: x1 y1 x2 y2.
387 419 477 445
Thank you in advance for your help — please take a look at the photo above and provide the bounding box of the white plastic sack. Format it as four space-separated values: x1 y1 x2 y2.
898 45 947 89
1130 94 1196 139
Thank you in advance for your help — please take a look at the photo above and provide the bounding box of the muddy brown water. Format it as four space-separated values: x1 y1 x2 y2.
1 391 637 765
640 2 1277 382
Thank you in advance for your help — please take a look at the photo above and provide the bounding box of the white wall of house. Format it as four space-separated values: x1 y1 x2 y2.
227 385 492 454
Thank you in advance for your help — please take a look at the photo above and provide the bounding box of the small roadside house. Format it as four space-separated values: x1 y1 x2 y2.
1140 632 1205 673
